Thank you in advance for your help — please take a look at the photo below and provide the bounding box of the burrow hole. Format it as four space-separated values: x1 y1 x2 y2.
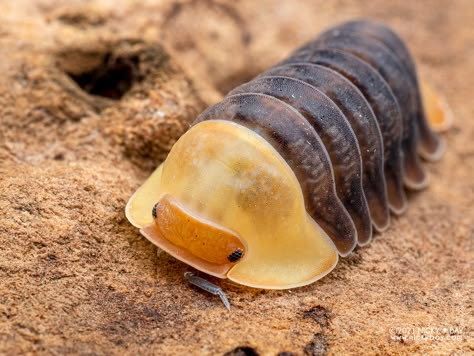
66 52 142 100
224 346 259 356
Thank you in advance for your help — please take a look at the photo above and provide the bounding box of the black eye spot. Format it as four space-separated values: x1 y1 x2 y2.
152 202 159 219
227 248 243 263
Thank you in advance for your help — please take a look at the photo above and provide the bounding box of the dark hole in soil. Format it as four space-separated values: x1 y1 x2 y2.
224 346 259 356
68 53 141 99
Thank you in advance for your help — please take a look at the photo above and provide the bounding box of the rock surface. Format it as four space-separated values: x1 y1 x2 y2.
0 0 472 355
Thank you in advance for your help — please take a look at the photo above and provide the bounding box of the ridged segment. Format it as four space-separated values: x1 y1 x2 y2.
306 33 429 189
190 20 443 256
322 20 444 161
282 48 407 215
255 64 382 243
230 75 373 245
194 93 357 255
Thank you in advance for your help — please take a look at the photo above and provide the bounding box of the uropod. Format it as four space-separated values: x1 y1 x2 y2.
126 20 452 306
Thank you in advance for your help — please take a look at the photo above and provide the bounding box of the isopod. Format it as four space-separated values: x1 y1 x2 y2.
126 20 451 291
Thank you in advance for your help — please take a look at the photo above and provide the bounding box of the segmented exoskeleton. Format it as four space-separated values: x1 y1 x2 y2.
194 20 444 255
126 20 450 291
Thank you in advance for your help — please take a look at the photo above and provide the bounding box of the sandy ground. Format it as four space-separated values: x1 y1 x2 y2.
0 0 472 355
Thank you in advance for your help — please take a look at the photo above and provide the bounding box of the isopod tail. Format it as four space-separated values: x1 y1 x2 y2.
420 80 454 133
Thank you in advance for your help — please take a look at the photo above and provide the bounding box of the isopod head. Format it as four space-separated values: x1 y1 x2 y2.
126 120 338 289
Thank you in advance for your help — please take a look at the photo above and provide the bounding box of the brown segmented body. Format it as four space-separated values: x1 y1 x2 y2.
194 19 445 256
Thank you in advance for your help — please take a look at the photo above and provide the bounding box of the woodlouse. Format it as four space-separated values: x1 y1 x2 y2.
126 20 451 289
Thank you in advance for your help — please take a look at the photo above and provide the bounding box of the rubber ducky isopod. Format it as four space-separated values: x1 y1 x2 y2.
126 20 452 298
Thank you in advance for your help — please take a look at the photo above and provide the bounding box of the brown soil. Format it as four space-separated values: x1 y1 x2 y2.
0 1 472 355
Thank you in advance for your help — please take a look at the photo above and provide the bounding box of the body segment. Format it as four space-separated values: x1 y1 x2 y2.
282 48 406 214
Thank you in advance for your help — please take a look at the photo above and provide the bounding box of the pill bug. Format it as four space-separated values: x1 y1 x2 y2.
126 20 451 289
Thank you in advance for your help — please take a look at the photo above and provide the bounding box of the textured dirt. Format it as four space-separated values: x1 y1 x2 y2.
0 0 473 355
